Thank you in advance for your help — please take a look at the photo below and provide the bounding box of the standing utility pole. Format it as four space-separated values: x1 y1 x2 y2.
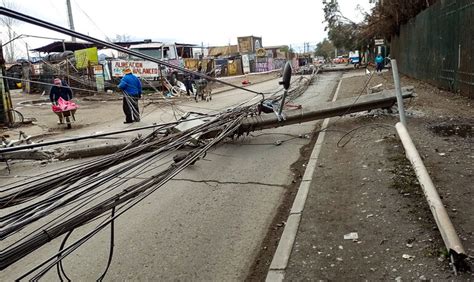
0 40 13 125
66 0 76 42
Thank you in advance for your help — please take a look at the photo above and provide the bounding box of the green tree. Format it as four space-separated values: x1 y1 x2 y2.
314 39 335 59
323 0 376 53
362 0 436 40
327 23 355 50
322 1 366 51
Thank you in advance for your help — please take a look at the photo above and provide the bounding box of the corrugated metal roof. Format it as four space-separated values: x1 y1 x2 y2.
129 43 163 49
208 45 238 57
31 41 102 53
31 41 142 53
129 42 198 49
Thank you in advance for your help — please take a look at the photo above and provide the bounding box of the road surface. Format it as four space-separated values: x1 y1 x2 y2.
2 72 341 280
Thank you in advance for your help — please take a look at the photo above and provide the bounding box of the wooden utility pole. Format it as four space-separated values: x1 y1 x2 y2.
24 42 31 94
0 41 13 125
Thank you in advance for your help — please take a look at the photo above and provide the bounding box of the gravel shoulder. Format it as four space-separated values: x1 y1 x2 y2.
284 69 473 280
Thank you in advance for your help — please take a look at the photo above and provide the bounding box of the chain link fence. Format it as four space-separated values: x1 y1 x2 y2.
391 0 473 98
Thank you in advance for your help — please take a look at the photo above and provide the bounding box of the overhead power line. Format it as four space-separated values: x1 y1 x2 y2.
0 7 263 96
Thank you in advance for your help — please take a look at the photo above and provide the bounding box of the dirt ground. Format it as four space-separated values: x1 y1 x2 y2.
1 71 279 141
2 69 472 280
285 69 473 280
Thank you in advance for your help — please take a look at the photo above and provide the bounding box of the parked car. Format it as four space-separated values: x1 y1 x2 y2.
333 55 349 64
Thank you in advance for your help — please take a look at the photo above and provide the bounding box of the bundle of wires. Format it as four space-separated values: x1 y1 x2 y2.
0 68 319 280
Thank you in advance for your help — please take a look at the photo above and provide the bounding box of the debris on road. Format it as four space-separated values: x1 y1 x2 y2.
344 232 359 240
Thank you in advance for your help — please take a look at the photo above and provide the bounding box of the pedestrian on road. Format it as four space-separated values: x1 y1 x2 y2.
49 78 73 105
183 73 194 96
375 53 384 73
118 68 142 124
50 77 73 124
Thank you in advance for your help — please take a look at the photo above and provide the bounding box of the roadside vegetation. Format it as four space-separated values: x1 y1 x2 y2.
316 0 437 59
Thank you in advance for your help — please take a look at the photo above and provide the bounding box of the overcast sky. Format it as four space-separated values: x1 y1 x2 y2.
2 0 374 58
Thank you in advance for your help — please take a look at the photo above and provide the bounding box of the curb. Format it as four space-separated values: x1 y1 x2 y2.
265 78 343 281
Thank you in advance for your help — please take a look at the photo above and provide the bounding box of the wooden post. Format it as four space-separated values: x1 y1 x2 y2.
0 41 13 125
159 63 164 93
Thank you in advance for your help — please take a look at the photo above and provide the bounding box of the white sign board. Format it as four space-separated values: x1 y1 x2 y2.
375 39 384 46
111 60 159 77
242 54 250 74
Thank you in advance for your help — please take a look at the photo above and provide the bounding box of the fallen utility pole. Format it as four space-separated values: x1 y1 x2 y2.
1 89 414 159
395 122 467 271
240 88 413 133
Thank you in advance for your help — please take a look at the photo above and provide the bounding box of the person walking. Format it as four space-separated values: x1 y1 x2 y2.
118 68 142 123
50 78 73 124
50 78 73 104
183 73 194 96
375 53 384 73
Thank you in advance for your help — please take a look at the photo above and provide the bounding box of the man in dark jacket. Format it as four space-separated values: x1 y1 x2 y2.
118 68 142 123
50 78 73 124
183 73 194 96
49 78 73 105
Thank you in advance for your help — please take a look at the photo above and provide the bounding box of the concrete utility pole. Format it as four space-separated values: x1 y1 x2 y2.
66 0 76 42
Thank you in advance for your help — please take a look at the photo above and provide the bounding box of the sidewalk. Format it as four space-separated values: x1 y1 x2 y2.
269 70 473 280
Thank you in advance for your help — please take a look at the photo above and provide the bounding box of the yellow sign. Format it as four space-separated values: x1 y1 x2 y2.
74 47 98 69
256 48 267 57
184 58 200 70
228 60 237 76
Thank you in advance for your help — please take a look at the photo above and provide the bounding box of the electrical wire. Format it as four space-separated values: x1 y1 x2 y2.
336 123 395 148
16 114 244 280
96 207 115 282
0 7 265 96
0 79 318 278
0 75 101 95
71 0 110 41
0 8 326 278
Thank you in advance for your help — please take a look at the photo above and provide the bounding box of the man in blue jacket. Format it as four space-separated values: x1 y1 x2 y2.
118 68 142 123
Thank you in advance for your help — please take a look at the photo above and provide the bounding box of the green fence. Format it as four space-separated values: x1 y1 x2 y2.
391 0 473 98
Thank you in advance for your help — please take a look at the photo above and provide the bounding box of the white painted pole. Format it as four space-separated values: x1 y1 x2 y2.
395 122 466 260
391 60 407 126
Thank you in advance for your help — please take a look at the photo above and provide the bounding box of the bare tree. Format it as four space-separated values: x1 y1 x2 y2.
110 34 132 59
112 34 131 43
0 0 21 62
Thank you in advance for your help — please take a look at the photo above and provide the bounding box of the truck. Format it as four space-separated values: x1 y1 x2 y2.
349 50 360 68
109 42 195 84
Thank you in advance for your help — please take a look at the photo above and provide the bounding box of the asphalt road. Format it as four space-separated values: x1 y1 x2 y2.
2 72 341 280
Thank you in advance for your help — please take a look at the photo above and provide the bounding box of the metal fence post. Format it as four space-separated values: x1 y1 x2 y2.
391 59 407 126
